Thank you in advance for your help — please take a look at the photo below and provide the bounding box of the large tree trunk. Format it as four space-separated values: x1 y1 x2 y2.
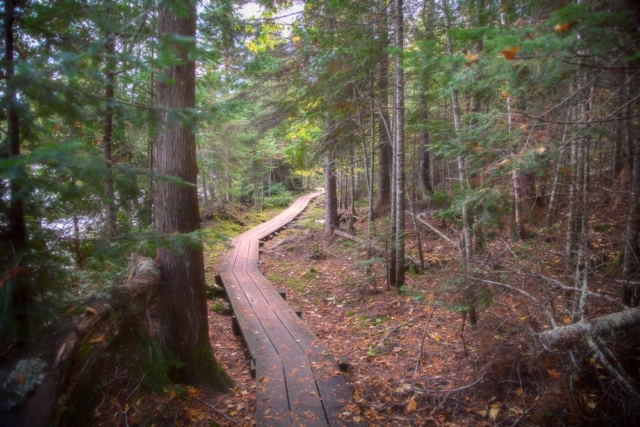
394 0 406 287
0 259 160 427
103 34 118 239
154 0 231 389
2 0 29 343
324 148 339 237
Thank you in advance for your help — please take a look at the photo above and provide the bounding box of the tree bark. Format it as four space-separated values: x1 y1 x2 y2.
418 90 433 198
2 0 29 343
622 105 640 305
324 148 339 237
154 0 231 389
539 307 640 349
0 258 160 427
103 33 118 239
376 16 392 211
394 0 406 287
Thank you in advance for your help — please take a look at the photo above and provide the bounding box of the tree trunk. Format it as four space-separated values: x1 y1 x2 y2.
103 34 118 239
154 0 232 389
2 0 29 343
394 0 406 287
539 307 640 349
418 90 433 198
622 109 640 306
376 20 392 211
324 148 339 237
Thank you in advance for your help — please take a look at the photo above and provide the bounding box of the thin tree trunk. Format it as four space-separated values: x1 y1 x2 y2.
103 34 118 239
376 14 392 211
418 90 433 198
394 0 406 287
324 148 339 237
155 0 232 389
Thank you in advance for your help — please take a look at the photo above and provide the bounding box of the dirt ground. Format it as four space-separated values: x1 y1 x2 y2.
87 194 639 427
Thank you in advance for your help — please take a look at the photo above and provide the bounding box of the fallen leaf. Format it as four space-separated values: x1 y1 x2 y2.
465 53 478 66
490 403 501 420
89 334 105 344
547 369 562 379
430 332 442 342
515 387 523 396
502 46 520 60
406 398 417 413
554 22 574 33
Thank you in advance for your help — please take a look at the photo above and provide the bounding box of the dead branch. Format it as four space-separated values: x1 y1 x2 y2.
413 212 459 249
539 307 640 349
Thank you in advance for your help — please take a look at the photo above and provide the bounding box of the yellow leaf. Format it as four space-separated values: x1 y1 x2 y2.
489 404 501 420
406 398 417 413
563 316 571 324
430 332 442 342
515 387 523 396
535 146 546 154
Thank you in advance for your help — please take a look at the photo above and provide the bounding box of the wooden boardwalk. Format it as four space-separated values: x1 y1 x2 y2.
218 192 360 427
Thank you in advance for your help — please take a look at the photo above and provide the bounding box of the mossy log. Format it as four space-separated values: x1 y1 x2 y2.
0 257 160 427
539 307 640 349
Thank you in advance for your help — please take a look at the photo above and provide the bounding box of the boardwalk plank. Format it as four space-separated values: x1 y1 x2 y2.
218 192 361 427
256 357 292 426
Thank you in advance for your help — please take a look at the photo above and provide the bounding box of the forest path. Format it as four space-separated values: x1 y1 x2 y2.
218 191 359 427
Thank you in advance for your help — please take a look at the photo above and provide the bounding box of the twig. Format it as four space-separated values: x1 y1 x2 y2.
457 274 558 328
412 372 487 396
115 400 130 427
509 407 534 427
377 313 429 348
193 397 241 425
415 303 438 372
125 372 146 402
529 273 628 309
413 212 458 249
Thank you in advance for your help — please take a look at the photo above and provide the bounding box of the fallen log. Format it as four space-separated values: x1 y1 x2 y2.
0 257 160 427
333 229 423 270
539 307 640 349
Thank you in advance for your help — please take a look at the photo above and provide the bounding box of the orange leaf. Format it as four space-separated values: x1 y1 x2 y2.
89 333 105 344
502 46 520 60
465 53 478 66
554 22 573 33
406 398 417 413
547 368 562 379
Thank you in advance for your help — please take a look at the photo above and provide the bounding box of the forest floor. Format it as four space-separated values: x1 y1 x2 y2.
87 192 639 427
